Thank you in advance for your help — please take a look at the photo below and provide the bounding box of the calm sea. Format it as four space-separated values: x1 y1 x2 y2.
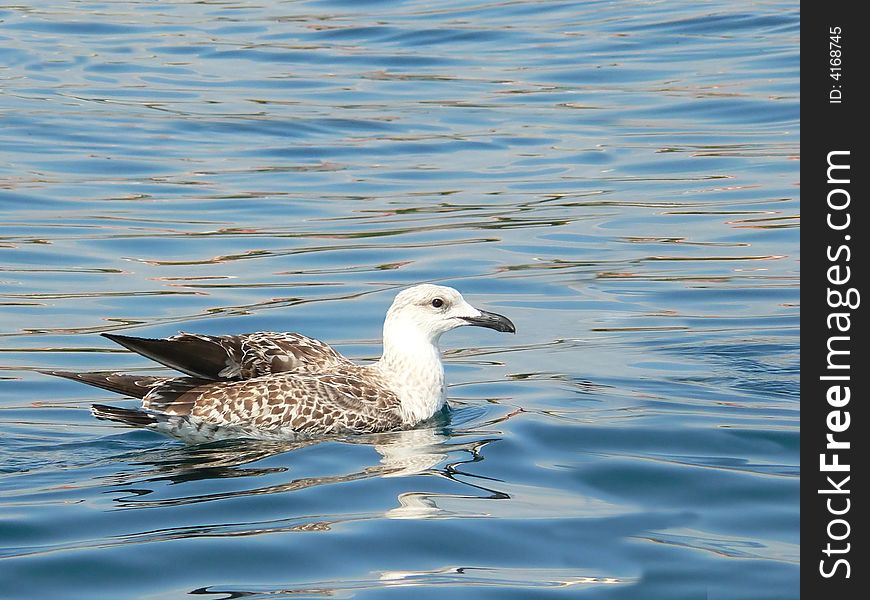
1 1 799 598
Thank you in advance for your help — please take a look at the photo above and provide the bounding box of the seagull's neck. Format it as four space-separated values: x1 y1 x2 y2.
374 321 446 426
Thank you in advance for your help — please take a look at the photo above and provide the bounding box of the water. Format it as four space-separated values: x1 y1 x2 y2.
1 1 799 598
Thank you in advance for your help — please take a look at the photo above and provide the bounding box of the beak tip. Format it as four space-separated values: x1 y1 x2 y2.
462 310 516 334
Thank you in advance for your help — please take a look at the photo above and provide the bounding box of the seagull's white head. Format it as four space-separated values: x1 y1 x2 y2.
378 284 515 424
384 284 515 345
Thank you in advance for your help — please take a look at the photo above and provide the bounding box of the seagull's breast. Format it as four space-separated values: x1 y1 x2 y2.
376 344 446 425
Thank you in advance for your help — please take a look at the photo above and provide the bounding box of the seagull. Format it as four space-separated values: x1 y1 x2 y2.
42 284 515 442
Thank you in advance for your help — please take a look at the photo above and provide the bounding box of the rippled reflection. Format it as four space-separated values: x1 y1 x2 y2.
104 414 519 511
0 413 526 563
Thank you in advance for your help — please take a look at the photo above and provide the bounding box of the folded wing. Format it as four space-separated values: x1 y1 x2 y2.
102 331 352 380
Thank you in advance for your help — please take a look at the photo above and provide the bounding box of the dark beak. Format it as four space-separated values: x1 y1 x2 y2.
461 310 516 333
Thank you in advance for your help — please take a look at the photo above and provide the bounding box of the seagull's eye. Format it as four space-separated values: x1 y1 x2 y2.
431 298 444 309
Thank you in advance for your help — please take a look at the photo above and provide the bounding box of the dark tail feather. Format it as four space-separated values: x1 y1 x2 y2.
91 404 157 427
40 370 165 399
101 333 232 380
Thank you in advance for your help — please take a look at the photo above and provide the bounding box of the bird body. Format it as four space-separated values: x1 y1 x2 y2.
44 284 515 442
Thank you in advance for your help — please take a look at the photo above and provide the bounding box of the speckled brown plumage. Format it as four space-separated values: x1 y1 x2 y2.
103 331 351 380
142 366 404 436
78 332 404 439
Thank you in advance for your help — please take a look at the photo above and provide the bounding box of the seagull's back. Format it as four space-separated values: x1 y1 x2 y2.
103 331 352 380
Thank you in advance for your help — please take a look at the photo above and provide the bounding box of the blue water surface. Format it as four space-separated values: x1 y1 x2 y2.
1 1 799 598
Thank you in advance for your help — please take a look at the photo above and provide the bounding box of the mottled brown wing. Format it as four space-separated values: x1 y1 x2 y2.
234 332 352 378
141 377 214 414
103 331 352 381
142 369 403 436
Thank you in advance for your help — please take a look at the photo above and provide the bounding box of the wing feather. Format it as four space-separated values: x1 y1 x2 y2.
102 331 352 381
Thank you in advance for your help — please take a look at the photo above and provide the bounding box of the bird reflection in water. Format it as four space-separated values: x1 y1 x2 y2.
103 408 522 518
94 409 618 600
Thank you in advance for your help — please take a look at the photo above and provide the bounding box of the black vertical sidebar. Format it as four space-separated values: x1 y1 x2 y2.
802 2 867 597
